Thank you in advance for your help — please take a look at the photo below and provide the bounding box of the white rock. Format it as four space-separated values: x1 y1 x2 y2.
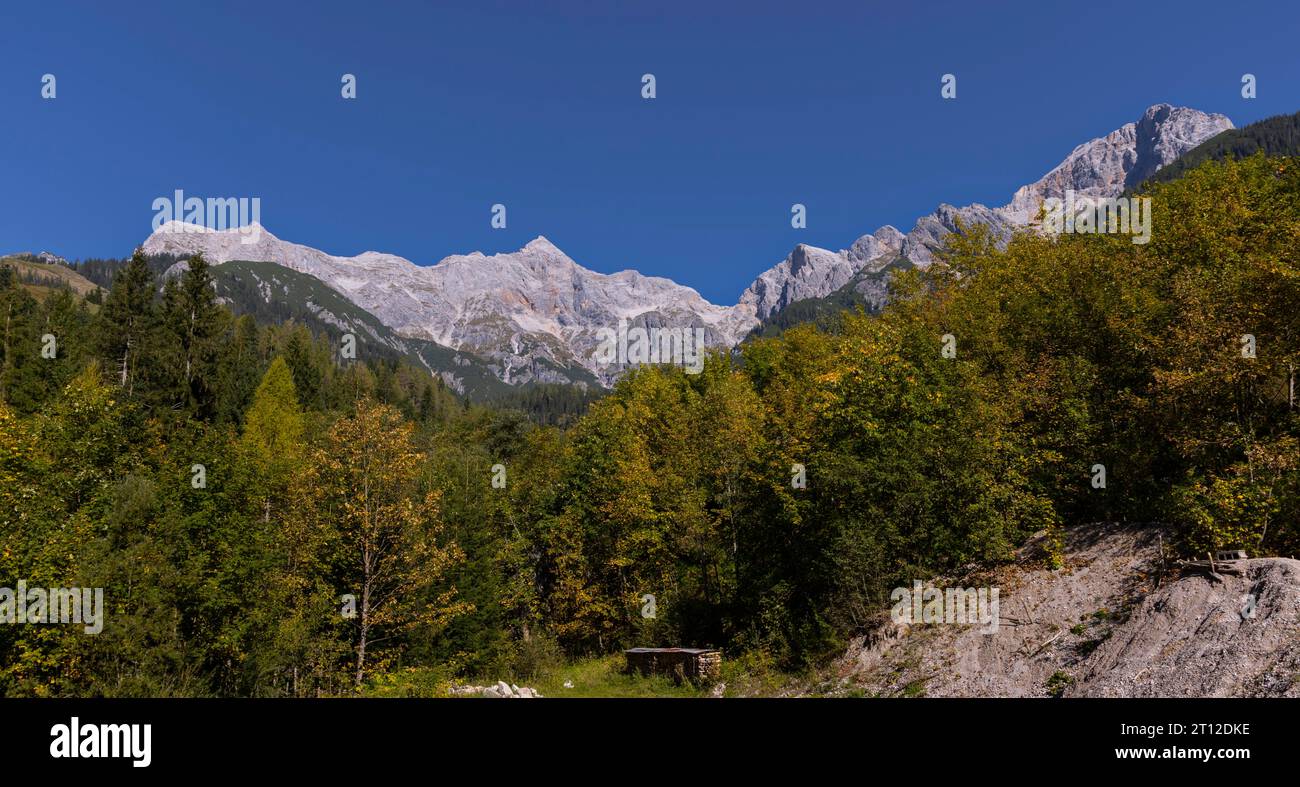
143 225 758 387
138 105 1233 381
904 104 1233 265
741 104 1233 304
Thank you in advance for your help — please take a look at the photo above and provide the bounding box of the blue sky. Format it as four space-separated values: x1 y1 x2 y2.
3 0 1298 304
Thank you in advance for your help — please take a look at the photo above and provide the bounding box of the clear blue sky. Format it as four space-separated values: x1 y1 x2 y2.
4 0 1298 304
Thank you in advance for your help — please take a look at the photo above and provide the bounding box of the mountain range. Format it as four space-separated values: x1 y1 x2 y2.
137 103 1233 392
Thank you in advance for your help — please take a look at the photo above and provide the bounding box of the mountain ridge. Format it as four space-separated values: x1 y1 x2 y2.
138 103 1234 388
739 104 1232 320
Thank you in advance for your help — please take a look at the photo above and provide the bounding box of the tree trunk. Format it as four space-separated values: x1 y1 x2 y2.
354 546 372 689
120 339 131 390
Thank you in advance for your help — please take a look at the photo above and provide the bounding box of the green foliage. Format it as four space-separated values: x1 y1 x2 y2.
529 654 707 698
156 254 227 418
95 250 157 396
239 357 304 472
4 152 1300 695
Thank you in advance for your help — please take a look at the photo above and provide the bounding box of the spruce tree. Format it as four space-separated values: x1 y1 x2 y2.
0 266 41 409
96 249 156 395
160 254 224 418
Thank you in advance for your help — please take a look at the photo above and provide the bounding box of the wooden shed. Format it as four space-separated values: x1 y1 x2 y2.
624 647 721 683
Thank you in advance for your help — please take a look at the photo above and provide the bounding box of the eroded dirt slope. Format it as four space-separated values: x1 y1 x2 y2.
837 523 1300 698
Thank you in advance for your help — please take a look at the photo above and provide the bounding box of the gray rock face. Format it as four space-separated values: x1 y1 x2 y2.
901 203 1016 266
741 104 1232 303
1070 557 1300 697
1000 103 1233 226
847 225 905 267
839 522 1300 698
139 104 1233 388
143 224 758 386
738 226 903 321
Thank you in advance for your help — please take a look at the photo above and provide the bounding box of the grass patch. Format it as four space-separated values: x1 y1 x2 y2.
899 677 929 697
359 666 457 698
366 650 807 699
531 655 707 698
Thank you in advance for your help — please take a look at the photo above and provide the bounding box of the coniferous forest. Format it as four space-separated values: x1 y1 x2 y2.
3 155 1300 697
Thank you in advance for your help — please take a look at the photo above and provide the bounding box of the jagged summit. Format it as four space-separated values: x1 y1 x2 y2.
141 104 1234 387
144 225 752 386
523 235 561 252
738 104 1233 319
153 219 274 239
1001 103 1233 224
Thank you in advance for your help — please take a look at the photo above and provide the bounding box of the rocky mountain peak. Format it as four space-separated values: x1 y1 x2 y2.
523 235 561 253
142 224 757 387
136 103 1236 390
848 225 905 266
740 104 1232 309
1128 103 1233 187
1001 104 1232 224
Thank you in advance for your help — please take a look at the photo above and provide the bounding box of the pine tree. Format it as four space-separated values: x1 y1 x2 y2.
216 314 264 425
160 254 225 418
0 266 41 409
96 249 156 395
280 325 323 409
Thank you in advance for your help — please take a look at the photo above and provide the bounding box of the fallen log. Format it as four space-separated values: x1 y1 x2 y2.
1173 560 1242 577
1027 630 1065 658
